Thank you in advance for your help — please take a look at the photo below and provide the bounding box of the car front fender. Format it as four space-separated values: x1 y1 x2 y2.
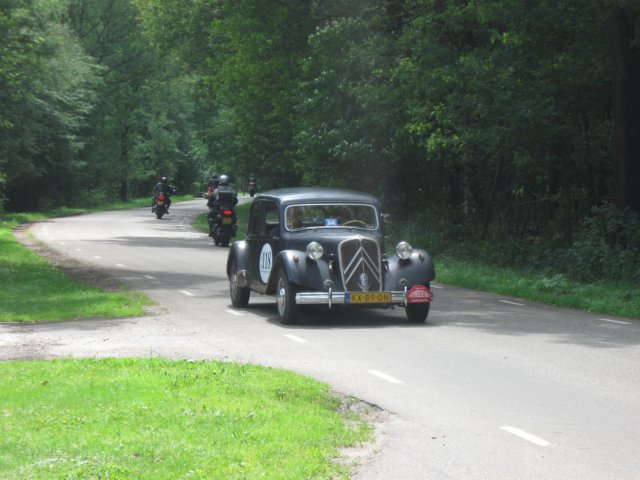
385 249 436 289
266 250 332 294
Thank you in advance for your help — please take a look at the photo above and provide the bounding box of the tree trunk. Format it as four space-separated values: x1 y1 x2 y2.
119 125 129 202
607 8 640 214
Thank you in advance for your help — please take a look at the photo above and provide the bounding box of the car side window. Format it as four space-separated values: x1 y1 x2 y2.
248 202 263 237
248 201 279 238
264 203 279 237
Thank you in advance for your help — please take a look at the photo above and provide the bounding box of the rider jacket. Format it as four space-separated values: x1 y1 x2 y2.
208 185 238 210
215 185 238 206
154 182 173 195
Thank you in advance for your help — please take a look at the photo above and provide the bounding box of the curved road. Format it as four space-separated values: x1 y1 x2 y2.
2 199 640 479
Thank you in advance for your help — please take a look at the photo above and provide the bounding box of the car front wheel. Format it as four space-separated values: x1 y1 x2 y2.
406 303 430 323
275 269 298 325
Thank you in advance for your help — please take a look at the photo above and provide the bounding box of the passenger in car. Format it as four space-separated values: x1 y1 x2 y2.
285 207 303 229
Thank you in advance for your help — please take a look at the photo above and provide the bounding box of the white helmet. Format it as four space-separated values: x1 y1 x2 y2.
219 174 230 185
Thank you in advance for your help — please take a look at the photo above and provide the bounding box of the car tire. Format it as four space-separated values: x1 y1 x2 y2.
275 269 298 325
229 259 250 307
406 303 430 323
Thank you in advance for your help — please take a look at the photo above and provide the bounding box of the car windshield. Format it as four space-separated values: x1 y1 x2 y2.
284 204 378 231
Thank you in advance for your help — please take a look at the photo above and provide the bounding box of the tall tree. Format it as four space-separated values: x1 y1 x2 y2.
394 0 612 239
296 0 404 200
68 0 157 201
607 3 640 213
135 0 317 188
1 0 101 211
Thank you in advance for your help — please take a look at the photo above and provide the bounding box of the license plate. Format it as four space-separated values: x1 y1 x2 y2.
223 217 232 224
157 201 164 206
346 292 391 304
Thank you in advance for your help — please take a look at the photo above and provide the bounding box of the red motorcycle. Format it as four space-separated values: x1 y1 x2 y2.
152 188 174 219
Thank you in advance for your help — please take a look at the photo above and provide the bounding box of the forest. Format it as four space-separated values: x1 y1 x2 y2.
1 0 639 282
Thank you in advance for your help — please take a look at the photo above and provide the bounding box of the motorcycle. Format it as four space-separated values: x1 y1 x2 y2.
248 180 257 197
152 188 175 219
208 204 237 247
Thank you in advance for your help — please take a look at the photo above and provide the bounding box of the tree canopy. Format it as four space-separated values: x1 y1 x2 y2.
2 0 639 254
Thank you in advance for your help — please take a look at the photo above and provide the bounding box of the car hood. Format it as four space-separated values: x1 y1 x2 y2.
281 229 384 257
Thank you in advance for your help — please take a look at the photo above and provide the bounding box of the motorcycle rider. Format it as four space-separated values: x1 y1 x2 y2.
210 174 237 208
207 174 238 235
207 175 219 199
152 176 175 212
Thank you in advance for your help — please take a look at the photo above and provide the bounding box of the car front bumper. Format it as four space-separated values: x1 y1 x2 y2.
295 290 409 308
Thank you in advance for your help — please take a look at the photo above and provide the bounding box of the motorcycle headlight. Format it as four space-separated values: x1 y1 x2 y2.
306 241 324 261
395 241 413 260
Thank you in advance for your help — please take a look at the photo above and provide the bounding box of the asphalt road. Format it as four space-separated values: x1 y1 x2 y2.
3 199 640 479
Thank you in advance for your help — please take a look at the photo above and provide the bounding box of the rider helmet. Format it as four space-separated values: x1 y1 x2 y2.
219 174 230 185
161 176 167 183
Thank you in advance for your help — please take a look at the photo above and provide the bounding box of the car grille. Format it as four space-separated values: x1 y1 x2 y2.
338 237 382 292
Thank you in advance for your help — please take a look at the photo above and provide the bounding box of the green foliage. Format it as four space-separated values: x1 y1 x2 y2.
396 201 640 299
135 0 316 189
393 0 613 233
1 0 103 210
565 203 640 282
3 0 640 291
67 0 202 202
296 2 402 199
0 0 208 211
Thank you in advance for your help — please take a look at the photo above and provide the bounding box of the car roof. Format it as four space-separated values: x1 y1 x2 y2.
258 187 380 207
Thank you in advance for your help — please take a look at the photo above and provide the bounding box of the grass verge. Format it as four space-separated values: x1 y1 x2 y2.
1 213 151 323
0 198 204 323
0 358 372 480
434 255 640 319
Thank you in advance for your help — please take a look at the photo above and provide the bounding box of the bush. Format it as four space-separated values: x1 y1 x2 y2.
564 203 640 282
395 202 640 284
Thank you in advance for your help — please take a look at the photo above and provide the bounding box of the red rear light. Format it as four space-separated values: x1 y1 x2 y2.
158 194 166 201
223 210 233 216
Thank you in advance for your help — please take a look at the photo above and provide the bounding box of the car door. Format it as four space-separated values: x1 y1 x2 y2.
246 199 280 293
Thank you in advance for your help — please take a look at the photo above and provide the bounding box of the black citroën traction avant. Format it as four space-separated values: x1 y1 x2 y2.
226 187 435 324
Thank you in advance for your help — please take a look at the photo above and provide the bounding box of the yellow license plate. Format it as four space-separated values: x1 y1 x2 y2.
346 292 392 304
223 217 232 224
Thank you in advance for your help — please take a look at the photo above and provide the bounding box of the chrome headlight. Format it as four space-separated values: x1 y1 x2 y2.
396 241 413 260
306 241 324 260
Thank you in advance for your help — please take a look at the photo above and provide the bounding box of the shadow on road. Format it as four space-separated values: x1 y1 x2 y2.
424 285 640 349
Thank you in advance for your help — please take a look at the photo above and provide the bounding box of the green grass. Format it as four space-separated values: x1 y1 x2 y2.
0 213 151 323
435 255 640 319
386 214 640 320
0 196 197 323
0 358 372 480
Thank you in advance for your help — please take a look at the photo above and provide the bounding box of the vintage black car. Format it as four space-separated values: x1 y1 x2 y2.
226 187 435 324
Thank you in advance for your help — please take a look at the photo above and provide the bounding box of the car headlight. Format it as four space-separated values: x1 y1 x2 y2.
306 241 324 260
396 241 413 260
